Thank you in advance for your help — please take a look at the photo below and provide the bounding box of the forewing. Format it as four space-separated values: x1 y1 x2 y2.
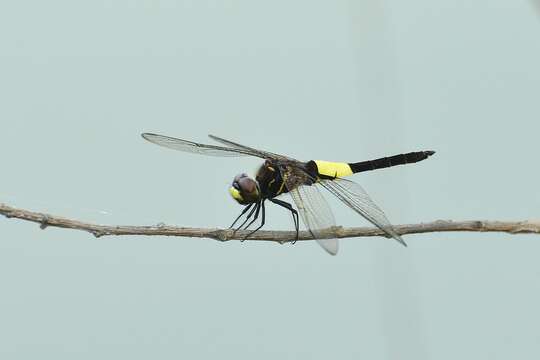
141 133 263 158
319 178 406 246
209 134 296 161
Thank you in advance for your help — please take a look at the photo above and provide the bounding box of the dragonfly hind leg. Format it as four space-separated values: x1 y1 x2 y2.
269 198 299 243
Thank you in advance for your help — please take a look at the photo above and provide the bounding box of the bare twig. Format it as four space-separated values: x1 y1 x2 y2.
1 202 540 242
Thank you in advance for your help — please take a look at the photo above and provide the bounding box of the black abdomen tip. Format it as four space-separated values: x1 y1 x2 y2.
425 150 436 156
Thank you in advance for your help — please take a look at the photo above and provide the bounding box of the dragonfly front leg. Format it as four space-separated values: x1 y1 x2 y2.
241 201 261 232
229 203 254 229
244 200 266 240
232 203 258 237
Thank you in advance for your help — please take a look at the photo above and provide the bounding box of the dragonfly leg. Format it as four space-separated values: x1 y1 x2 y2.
232 203 257 237
244 200 266 240
269 198 299 243
241 201 261 232
229 203 253 229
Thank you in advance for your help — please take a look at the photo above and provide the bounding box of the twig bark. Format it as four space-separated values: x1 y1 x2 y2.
1 202 540 242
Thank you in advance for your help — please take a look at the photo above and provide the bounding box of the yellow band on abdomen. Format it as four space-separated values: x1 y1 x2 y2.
314 160 353 178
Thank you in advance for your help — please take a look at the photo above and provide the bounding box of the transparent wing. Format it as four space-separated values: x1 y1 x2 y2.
319 178 406 246
209 134 296 161
288 184 339 255
141 133 264 158
279 165 339 255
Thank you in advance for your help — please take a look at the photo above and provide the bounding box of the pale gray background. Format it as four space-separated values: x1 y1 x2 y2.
1 1 540 359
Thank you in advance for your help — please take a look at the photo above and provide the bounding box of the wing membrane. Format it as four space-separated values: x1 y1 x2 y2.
319 178 406 246
141 133 263 158
280 166 339 255
288 184 339 255
209 134 296 161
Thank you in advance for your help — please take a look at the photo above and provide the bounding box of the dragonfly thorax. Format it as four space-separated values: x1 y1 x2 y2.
229 173 261 205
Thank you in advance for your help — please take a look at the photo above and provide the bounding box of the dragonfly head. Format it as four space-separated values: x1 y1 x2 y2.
229 173 261 205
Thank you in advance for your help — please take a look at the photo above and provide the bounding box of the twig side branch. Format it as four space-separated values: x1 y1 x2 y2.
1 203 540 242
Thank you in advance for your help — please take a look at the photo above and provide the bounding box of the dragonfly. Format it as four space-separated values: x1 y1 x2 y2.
141 133 435 255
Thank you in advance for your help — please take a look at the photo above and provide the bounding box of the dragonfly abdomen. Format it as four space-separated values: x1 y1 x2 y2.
349 151 435 173
310 151 435 179
312 160 354 179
